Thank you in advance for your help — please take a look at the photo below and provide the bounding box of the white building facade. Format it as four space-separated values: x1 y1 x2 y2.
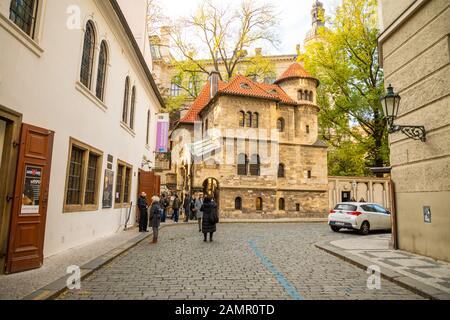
0 0 164 273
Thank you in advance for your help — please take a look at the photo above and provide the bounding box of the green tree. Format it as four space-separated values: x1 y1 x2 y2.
301 0 389 175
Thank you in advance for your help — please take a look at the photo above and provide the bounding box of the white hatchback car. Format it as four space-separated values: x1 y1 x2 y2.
328 202 392 235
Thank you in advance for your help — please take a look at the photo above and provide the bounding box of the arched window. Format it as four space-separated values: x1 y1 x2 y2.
235 197 242 210
310 91 314 102
237 153 248 176
278 163 285 178
130 86 136 129
298 90 303 100
95 40 108 101
246 112 252 127
204 119 209 136
9 0 38 37
277 118 285 133
279 198 285 211
253 113 259 128
306 125 310 134
256 197 263 211
122 77 130 123
80 21 96 89
239 111 245 127
250 154 261 176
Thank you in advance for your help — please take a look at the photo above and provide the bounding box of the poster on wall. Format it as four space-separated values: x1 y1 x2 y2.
102 169 114 209
156 113 170 153
21 166 42 214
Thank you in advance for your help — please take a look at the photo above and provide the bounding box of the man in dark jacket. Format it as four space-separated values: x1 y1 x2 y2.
160 194 168 223
149 196 162 243
183 193 191 223
137 192 148 232
172 194 181 223
201 197 218 242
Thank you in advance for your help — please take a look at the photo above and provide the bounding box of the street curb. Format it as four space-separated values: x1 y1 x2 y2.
315 242 450 300
22 228 160 301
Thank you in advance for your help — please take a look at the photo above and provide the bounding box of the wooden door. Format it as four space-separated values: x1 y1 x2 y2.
138 171 160 199
6 124 54 274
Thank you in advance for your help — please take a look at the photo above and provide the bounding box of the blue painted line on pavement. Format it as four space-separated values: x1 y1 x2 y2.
248 240 304 300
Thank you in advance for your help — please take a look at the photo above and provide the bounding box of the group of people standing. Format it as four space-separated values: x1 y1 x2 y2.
137 192 219 244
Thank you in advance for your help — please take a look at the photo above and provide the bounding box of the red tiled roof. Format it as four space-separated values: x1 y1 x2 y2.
275 63 316 84
179 72 304 124
256 83 297 105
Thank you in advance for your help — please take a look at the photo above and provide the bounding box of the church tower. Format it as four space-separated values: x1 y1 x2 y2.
305 0 325 45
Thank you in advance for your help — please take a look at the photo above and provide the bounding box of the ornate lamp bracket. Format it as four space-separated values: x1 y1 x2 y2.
388 124 427 142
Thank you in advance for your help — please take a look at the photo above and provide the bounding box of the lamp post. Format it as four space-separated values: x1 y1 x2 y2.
381 84 426 142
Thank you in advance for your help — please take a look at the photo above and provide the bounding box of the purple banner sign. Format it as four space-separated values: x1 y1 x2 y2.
156 113 170 153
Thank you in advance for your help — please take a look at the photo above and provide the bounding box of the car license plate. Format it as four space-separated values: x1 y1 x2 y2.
334 222 344 226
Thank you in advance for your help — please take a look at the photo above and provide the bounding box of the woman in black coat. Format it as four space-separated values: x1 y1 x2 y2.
201 197 218 242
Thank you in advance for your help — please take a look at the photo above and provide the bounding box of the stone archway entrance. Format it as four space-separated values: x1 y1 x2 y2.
202 178 220 207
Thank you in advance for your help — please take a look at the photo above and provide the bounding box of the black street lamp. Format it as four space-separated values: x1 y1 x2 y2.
381 84 426 142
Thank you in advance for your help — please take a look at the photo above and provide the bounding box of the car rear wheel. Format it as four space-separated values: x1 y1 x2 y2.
330 226 341 232
360 221 370 235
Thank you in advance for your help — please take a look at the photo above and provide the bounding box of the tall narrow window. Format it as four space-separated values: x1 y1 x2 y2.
279 198 285 211
278 163 285 178
277 118 285 133
130 86 136 129
95 41 108 101
85 153 100 205
306 125 310 134
246 112 252 127
9 0 38 38
298 90 303 100
307 170 312 179
239 111 245 127
66 146 84 205
122 77 130 123
171 83 181 96
253 113 259 128
146 110 151 145
310 91 314 102
124 167 132 203
115 164 124 203
80 21 96 89
235 197 242 210
250 154 261 176
256 197 263 211
237 153 248 176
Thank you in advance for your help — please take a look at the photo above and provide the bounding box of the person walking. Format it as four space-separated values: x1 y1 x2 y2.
149 196 162 243
183 193 191 223
160 194 168 223
137 192 148 232
201 196 218 242
172 194 181 223
194 193 204 232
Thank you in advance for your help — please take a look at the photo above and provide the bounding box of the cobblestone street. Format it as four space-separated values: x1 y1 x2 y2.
59 224 423 300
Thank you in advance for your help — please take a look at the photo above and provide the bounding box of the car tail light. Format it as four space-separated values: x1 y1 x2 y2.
347 211 362 216
329 209 335 214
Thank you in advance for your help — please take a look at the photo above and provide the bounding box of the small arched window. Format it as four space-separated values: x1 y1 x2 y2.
298 90 303 100
9 0 38 37
96 41 108 101
130 86 136 129
310 91 314 102
80 21 96 89
278 163 285 178
253 113 259 128
256 197 263 211
246 112 252 127
235 197 242 210
237 153 248 176
122 77 130 123
239 111 245 127
250 154 261 176
277 118 285 133
279 198 285 211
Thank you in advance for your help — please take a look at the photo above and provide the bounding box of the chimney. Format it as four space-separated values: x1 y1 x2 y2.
209 71 220 98
255 48 262 56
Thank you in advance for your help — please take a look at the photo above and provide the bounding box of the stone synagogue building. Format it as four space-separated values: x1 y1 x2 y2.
171 63 329 218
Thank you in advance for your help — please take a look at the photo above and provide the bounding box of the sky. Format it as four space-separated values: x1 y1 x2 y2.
159 0 340 55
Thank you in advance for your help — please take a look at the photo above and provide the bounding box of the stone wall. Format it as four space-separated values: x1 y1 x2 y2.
378 0 450 262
